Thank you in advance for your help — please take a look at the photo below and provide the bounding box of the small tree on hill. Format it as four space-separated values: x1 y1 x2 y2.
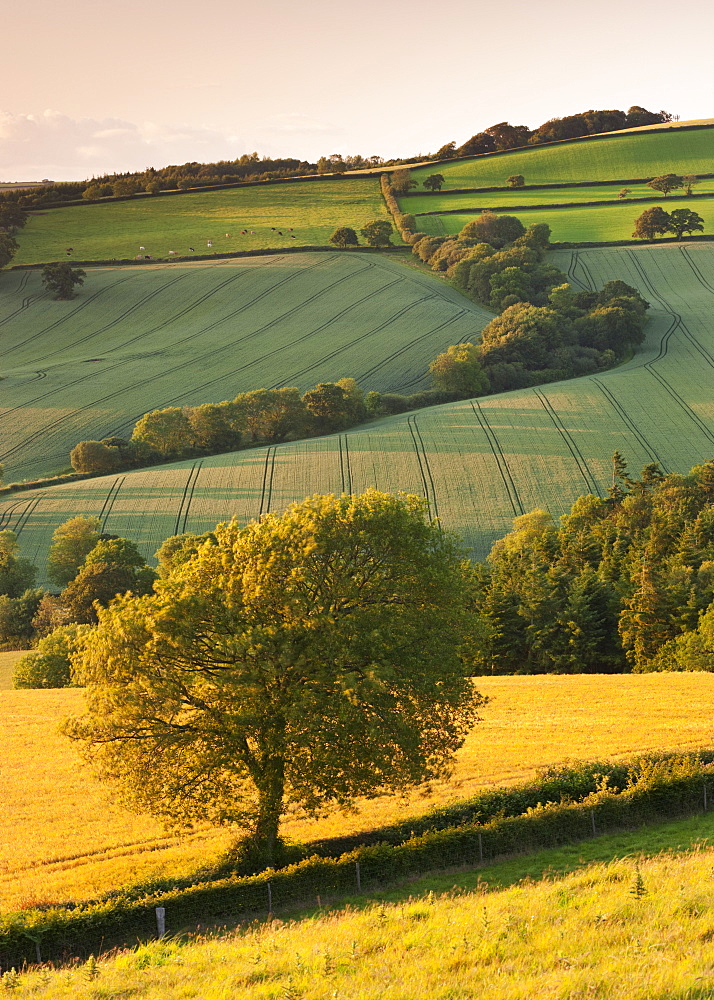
329 227 359 247
389 169 417 195
42 262 86 300
360 219 393 247
632 207 672 240
646 174 683 197
423 174 445 192
64 492 484 867
682 175 699 196
507 175 525 188
430 343 490 397
619 188 631 199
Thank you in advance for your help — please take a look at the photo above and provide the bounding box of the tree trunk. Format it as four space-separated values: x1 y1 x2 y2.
253 757 285 867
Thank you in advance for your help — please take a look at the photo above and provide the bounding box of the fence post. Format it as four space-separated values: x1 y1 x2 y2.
478 833 483 863
355 861 361 892
267 882 273 915
155 907 166 938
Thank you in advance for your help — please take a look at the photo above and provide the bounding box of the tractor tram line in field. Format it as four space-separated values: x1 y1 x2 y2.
589 377 668 470
469 401 524 517
98 476 126 531
406 415 440 523
258 447 278 518
531 388 602 497
173 463 203 536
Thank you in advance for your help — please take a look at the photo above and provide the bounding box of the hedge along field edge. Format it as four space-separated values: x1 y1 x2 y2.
2 755 712 969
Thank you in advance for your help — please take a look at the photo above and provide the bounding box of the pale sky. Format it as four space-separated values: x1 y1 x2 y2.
2 0 713 181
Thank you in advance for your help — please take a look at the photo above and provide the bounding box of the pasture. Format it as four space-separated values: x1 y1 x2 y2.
413 195 714 242
16 838 714 999
2 672 713 910
402 178 714 214
0 253 492 483
409 124 714 188
4 242 714 571
11 177 387 265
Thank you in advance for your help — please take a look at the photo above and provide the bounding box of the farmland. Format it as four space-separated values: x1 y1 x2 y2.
11 177 387 265
413 195 714 242
0 253 492 483
409 125 714 188
403 178 714 214
3 242 714 573
2 672 713 910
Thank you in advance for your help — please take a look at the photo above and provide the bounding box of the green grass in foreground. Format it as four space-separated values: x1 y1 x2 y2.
410 125 714 189
14 815 714 998
402 178 714 215
12 178 387 265
416 195 714 242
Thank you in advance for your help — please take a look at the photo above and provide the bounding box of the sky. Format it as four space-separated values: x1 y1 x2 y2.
2 0 713 181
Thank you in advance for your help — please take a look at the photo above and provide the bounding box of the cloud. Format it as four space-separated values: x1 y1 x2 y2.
0 110 246 181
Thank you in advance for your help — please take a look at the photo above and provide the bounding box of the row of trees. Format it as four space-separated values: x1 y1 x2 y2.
0 201 28 272
472 457 714 675
633 206 705 240
433 107 674 161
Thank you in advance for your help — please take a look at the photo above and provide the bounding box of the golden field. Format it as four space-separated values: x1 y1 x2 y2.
2 673 714 912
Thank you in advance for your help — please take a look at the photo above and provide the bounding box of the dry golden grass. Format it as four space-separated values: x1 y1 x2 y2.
2 673 713 911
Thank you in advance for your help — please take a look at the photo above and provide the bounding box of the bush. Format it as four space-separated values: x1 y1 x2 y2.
13 624 90 689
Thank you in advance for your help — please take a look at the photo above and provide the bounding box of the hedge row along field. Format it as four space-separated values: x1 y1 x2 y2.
409 125 714 188
3 673 713 912
414 195 714 243
3 242 713 573
10 177 389 265
0 253 491 483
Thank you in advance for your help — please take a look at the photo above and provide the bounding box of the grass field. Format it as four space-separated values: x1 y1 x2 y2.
2 672 713 911
13 822 714 998
4 241 714 572
402 179 714 214
0 253 492 483
0 650 26 689
11 177 387 265
409 125 714 189
413 196 714 242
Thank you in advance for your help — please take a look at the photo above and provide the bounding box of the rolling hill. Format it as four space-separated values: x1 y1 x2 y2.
2 241 713 575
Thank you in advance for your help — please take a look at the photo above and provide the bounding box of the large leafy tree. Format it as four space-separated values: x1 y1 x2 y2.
667 209 705 240
66 492 484 865
646 174 683 197
360 219 393 247
632 207 672 240
41 262 86 300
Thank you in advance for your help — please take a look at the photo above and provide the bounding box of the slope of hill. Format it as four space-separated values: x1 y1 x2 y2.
10 177 387 265
409 125 714 188
14 823 714 998
0 253 491 483
3 241 713 572
3 672 713 910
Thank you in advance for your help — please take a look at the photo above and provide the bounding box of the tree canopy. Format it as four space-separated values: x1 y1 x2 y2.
41 262 86 300
66 492 484 865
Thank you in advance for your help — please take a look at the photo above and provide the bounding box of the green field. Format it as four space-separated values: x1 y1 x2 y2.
11 177 387 265
15 824 714 998
415 196 714 242
2 242 714 574
0 253 492 483
409 125 714 188
402 178 714 215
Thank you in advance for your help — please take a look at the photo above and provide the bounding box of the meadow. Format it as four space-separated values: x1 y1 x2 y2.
4 242 714 572
0 253 491 484
409 125 714 188
414 196 714 242
2 672 713 911
402 178 714 214
10 177 386 265
12 826 714 998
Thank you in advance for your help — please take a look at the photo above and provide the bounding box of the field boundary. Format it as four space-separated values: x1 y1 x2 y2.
413 191 714 217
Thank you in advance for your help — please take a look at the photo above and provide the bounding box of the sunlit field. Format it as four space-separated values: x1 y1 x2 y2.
11 177 387 265
409 125 714 188
414 195 714 242
2 672 714 911
14 831 714 999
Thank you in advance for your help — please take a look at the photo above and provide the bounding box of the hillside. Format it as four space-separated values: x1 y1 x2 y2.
3 241 713 572
0 253 491 483
409 125 714 188
3 672 713 910
13 824 714 998
10 177 387 265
